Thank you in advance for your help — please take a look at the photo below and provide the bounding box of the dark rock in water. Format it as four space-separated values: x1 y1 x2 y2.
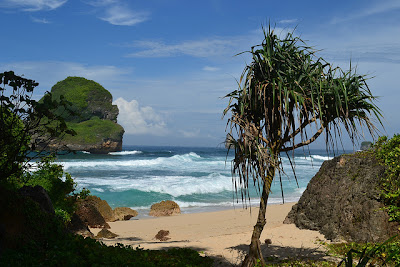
112 207 138 221
67 213 94 238
75 202 110 229
18 185 54 215
149 200 181 217
284 152 399 243
96 229 118 239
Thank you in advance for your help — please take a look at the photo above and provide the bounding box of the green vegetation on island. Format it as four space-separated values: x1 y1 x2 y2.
42 76 124 153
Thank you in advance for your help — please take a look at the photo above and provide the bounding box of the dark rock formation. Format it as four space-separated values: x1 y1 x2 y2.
149 200 181 217
18 185 54 215
284 152 399 243
113 207 138 221
75 202 110 229
360 141 373 151
96 229 118 239
66 213 94 238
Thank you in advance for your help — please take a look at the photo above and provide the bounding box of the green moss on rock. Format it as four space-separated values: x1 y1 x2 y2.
50 77 119 123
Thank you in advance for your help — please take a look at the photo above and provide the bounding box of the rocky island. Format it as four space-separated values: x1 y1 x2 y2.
40 77 124 154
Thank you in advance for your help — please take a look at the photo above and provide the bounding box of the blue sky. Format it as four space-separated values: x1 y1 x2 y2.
1 0 399 148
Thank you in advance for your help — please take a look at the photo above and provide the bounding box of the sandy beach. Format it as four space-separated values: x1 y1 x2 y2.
91 203 332 265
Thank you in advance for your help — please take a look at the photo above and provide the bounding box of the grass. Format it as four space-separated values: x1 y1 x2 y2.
61 116 124 145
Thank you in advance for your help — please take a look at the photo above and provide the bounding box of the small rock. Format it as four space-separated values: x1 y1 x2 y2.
155 230 170 241
264 238 272 245
96 229 118 239
149 200 181 217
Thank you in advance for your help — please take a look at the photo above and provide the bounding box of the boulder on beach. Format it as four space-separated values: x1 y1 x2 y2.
75 201 110 229
155 230 170 241
96 229 118 239
67 213 94 238
149 200 181 217
112 207 138 221
284 152 399 243
79 195 114 222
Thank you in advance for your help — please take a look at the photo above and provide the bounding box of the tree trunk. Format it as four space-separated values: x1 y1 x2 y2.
241 166 275 267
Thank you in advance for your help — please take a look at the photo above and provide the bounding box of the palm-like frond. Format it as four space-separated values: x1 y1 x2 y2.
224 26 382 202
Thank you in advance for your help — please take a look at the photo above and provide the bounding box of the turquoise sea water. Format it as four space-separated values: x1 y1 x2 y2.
55 146 345 215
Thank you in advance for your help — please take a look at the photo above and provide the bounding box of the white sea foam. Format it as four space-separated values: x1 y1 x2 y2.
109 150 142 155
312 155 331 161
82 151 91 154
58 152 225 172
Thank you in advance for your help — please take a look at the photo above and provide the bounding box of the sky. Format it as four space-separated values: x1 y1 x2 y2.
1 0 399 148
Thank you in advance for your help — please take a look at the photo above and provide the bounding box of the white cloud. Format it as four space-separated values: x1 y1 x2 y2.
100 5 148 26
85 0 117 7
279 19 298 24
179 129 200 138
331 0 400 24
127 38 237 58
203 66 220 72
31 16 50 23
1 0 67 11
113 97 167 135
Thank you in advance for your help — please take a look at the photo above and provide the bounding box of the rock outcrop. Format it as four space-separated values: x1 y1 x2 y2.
18 185 54 215
75 201 110 229
67 213 94 238
96 229 118 239
113 207 138 221
149 200 181 217
37 76 124 154
79 196 115 222
284 152 399 243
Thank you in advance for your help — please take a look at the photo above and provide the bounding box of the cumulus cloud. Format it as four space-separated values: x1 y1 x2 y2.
1 0 67 11
179 129 200 138
113 97 167 135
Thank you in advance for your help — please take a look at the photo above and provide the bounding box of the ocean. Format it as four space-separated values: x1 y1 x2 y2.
55 146 344 217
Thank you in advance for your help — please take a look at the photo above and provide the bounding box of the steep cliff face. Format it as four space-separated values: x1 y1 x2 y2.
284 152 399 243
42 77 124 154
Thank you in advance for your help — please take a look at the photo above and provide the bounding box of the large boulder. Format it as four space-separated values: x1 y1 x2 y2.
96 229 118 239
284 152 399 243
18 185 54 215
66 213 94 238
79 195 114 222
113 207 138 221
75 202 110 229
149 200 181 217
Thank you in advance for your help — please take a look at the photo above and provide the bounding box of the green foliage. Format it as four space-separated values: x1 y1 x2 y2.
0 71 75 181
1 232 213 266
50 76 118 122
62 117 124 145
223 25 382 266
329 235 400 266
373 135 400 223
15 156 89 223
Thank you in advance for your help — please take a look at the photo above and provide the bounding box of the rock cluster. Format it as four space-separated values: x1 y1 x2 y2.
284 152 399 243
149 200 181 217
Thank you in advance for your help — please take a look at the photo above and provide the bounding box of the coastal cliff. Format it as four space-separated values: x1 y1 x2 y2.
40 77 124 154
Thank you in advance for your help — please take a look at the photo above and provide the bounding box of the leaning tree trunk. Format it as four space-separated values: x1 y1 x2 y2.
241 165 275 267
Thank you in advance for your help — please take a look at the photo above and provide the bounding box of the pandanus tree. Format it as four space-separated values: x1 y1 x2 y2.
224 27 383 266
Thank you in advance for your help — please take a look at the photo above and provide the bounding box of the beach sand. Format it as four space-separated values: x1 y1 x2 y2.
91 203 332 266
